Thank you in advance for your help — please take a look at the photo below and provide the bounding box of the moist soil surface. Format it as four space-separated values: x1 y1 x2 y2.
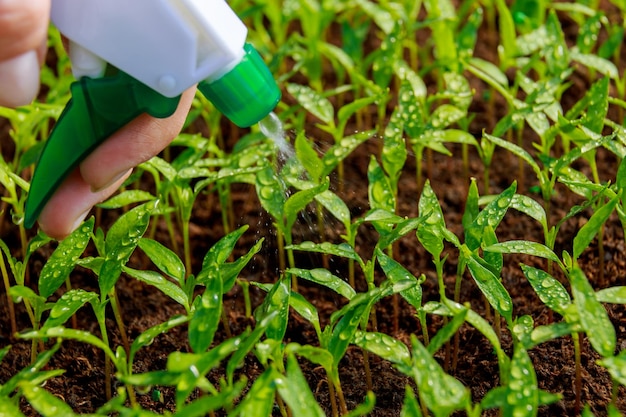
2 5 626 417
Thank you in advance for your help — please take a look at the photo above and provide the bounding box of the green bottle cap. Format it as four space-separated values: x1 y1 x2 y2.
198 43 281 128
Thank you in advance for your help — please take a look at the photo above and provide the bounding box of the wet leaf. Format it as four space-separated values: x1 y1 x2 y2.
255 275 290 341
485 241 560 265
100 200 156 295
287 83 333 124
353 330 411 365
377 249 423 310
21 383 78 417
39 217 93 298
400 386 423 417
131 315 189 366
596 286 626 304
599 350 626 386
464 248 513 322
289 241 361 262
123 267 188 309
321 130 375 176
277 354 325 417
288 267 355 300
255 166 286 222
570 267 616 357
189 275 222 352
521 264 571 315
407 335 470 417
427 309 467 355
295 131 323 182
138 238 185 284
41 289 97 330
573 195 618 260
232 368 279 417
466 182 516 251
98 190 155 209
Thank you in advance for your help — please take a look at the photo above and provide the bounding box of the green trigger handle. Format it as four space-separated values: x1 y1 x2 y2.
24 69 181 229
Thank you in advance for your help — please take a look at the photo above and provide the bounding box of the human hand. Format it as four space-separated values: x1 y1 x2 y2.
0 0 195 240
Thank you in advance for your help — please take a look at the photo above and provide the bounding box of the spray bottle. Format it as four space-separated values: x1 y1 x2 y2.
24 0 281 228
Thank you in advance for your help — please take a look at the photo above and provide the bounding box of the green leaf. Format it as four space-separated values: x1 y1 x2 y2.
288 292 322 338
596 286 626 304
198 225 250 286
21 383 78 417
176 381 245 417
570 267 616 357
599 350 626 386
233 368 279 417
401 386 423 417
226 312 276 384
98 190 155 209
289 241 361 262
377 250 423 310
138 238 185 284
382 107 407 187
295 131 323 182
277 354 326 417
337 94 379 126
407 335 470 417
466 182 516 251
288 268 355 300
19 327 114 363
255 166 286 222
39 217 94 298
100 200 156 295
573 195 618 260
287 83 334 124
284 180 329 230
464 248 513 322
485 240 560 264
427 309 467 355
188 276 222 352
418 180 446 258
123 267 188 308
544 10 570 76
328 301 369 364
321 130 375 177
530 321 578 348
315 190 351 230
255 275 290 341
130 315 188 366
520 264 571 315
41 289 97 330
353 330 411 366
0 400 25 417
505 345 538 416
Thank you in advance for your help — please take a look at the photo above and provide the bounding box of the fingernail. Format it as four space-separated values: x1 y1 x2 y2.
90 168 132 193
69 209 92 235
0 50 40 107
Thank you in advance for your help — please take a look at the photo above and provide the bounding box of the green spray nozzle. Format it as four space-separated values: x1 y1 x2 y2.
198 44 281 128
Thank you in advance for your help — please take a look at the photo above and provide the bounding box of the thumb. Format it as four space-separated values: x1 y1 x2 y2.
0 0 50 107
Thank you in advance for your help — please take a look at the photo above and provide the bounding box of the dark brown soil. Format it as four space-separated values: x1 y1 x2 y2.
1 4 626 417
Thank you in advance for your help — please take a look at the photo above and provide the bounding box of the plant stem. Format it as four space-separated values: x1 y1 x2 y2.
0 252 16 336
109 289 130 355
573 332 582 415
326 378 339 417
363 349 373 393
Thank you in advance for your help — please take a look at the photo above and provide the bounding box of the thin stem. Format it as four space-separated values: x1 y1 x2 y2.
573 332 582 415
0 252 16 335
326 378 339 417
109 290 130 355
363 349 373 393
